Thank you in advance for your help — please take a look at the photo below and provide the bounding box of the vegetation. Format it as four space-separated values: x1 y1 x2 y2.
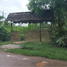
0 17 42 41
27 0 67 47
0 0 67 61
0 27 10 41
0 41 11 45
6 42 67 61
0 16 10 41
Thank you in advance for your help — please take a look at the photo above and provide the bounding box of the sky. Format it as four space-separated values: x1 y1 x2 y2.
0 0 30 26
0 0 29 17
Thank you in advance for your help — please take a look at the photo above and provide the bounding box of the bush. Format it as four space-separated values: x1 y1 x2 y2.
0 27 10 41
56 37 65 47
51 36 67 47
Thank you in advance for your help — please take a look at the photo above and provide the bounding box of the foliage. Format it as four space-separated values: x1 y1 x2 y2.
0 27 10 41
0 16 4 25
0 16 4 20
27 0 67 47
51 36 66 47
6 42 67 61
0 15 11 42
28 23 40 30
56 37 65 47
4 21 10 27
28 0 67 17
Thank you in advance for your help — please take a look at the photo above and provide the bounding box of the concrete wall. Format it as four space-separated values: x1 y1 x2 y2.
24 30 51 43
11 31 21 41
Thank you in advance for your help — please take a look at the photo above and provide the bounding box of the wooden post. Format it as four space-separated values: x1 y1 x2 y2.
10 22 13 42
40 23 41 44
51 22 52 35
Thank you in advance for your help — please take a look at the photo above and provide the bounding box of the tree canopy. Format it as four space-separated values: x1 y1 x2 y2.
0 16 4 20
27 0 67 47
28 0 67 13
27 0 67 32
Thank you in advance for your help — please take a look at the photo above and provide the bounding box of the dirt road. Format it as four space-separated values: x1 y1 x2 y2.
0 51 67 67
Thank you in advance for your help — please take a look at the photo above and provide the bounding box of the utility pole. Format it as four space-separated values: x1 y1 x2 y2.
2 11 4 17
0 11 6 25
0 11 6 17
39 23 42 44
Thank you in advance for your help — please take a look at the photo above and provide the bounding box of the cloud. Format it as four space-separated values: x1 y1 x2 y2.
0 0 29 17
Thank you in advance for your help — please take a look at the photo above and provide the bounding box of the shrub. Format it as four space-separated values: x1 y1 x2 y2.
56 37 65 47
51 35 67 47
0 27 10 41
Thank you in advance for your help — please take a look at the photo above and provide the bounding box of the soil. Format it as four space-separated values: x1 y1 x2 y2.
0 41 67 67
0 41 27 50
0 51 67 67
1 44 20 49
13 41 27 44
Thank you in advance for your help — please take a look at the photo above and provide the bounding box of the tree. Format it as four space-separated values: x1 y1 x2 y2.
27 0 67 25
0 16 4 20
27 0 67 47
0 16 4 25
0 27 10 41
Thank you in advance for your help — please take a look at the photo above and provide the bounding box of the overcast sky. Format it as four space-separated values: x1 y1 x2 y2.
0 0 29 17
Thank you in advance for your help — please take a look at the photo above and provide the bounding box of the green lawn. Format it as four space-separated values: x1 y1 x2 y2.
6 42 67 61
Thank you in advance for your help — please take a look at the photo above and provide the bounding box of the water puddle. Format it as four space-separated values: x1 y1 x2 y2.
36 61 48 66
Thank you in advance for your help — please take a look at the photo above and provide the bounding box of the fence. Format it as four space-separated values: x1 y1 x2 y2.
11 31 21 41
24 30 51 43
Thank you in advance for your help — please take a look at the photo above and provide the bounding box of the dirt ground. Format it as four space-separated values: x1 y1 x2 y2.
13 41 27 44
0 41 27 50
0 51 67 67
1 44 20 50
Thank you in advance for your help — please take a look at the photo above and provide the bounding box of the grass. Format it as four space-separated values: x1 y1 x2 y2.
0 41 12 45
5 42 67 61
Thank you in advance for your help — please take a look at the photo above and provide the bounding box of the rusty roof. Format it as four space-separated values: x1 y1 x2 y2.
6 10 54 23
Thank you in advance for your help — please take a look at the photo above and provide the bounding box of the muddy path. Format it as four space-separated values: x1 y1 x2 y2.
0 51 67 67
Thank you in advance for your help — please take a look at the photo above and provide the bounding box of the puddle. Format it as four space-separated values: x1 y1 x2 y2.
36 61 48 66
36 62 45 66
